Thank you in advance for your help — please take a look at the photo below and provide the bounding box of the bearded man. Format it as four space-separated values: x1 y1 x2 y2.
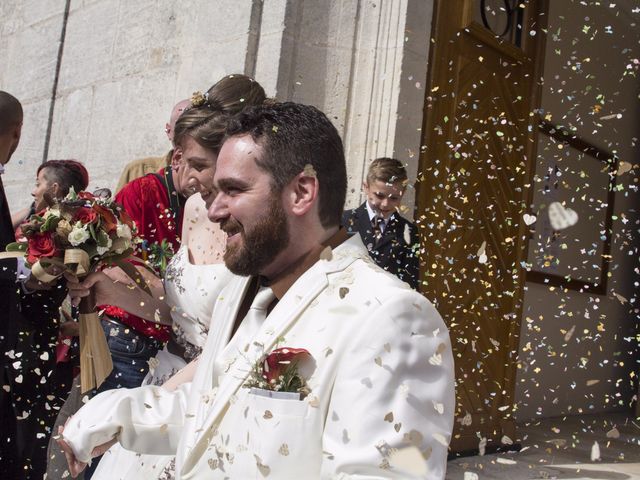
60 102 455 479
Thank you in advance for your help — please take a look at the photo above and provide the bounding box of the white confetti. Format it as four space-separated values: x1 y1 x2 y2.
590 441 601 461
388 446 427 477
548 202 578 230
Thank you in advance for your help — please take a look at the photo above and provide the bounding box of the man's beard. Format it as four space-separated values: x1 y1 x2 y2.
222 195 290 276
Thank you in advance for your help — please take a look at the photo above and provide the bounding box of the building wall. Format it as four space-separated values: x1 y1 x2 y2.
1 0 431 219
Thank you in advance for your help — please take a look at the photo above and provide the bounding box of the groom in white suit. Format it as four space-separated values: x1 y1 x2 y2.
60 102 455 479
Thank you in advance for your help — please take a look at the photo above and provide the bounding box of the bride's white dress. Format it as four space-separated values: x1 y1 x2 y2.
91 245 230 479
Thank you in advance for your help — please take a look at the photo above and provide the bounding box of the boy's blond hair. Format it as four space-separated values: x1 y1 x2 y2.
366 157 408 187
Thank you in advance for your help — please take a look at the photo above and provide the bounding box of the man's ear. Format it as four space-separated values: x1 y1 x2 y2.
362 181 369 194
13 123 22 144
171 147 183 170
287 172 319 217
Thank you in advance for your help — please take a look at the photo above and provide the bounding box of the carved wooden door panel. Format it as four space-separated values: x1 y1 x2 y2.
417 0 547 452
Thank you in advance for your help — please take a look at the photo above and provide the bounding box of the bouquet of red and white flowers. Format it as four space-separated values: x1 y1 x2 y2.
7 188 141 391
14 189 136 275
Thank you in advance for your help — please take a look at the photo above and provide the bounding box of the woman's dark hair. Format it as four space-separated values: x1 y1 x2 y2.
173 74 268 155
37 159 89 196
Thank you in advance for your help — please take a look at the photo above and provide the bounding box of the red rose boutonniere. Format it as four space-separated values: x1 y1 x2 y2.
245 347 313 399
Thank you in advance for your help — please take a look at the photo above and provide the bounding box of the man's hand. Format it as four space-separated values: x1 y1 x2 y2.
56 424 117 478
64 271 114 307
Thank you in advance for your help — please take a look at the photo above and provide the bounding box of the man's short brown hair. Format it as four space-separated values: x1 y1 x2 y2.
366 157 408 187
225 102 346 229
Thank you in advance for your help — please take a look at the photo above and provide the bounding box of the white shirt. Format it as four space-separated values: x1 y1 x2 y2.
365 201 392 233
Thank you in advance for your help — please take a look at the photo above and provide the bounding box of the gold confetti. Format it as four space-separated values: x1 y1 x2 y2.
254 455 271 477
302 163 317 177
606 427 620 439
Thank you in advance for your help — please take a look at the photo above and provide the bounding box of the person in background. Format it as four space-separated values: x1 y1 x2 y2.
342 157 420 289
14 159 90 237
0 92 70 479
114 99 190 193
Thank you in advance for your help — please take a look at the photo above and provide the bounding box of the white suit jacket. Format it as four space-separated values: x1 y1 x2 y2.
64 235 455 479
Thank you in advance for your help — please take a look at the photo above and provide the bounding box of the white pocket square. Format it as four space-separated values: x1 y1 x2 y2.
249 387 301 401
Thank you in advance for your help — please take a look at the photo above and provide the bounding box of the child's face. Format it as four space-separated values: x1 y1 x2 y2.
363 179 405 219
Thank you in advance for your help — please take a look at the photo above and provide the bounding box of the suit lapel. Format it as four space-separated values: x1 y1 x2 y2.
375 214 402 250
354 204 376 247
189 236 368 452
194 271 329 442
181 275 251 445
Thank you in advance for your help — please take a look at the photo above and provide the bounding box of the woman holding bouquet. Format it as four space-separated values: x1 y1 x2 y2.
3 159 88 479
52 75 267 479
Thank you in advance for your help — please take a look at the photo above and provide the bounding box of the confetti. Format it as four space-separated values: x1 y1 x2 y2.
548 201 578 230
590 441 601 461
388 446 428 477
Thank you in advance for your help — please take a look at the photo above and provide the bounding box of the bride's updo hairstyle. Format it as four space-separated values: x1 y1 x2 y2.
173 74 268 154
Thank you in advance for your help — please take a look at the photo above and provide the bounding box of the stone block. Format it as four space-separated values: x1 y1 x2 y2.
3 98 51 211
57 0 119 92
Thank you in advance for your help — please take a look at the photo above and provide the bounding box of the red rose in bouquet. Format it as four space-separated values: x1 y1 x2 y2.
26 232 59 265
73 206 98 225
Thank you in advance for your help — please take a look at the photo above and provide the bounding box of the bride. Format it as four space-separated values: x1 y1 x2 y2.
60 75 267 479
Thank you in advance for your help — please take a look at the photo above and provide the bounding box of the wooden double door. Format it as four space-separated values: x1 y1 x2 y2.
417 0 548 452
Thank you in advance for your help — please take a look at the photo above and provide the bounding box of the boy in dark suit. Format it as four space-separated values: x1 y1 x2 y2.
342 157 419 289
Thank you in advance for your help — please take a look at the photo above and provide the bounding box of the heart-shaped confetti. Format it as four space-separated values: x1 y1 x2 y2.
548 202 578 230
616 161 633 175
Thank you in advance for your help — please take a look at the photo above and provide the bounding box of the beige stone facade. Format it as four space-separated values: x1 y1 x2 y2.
1 0 430 215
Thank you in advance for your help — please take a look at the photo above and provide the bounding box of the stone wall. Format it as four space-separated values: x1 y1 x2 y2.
1 0 431 219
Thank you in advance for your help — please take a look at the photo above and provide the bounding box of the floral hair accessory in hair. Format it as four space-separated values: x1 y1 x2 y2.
190 90 206 107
